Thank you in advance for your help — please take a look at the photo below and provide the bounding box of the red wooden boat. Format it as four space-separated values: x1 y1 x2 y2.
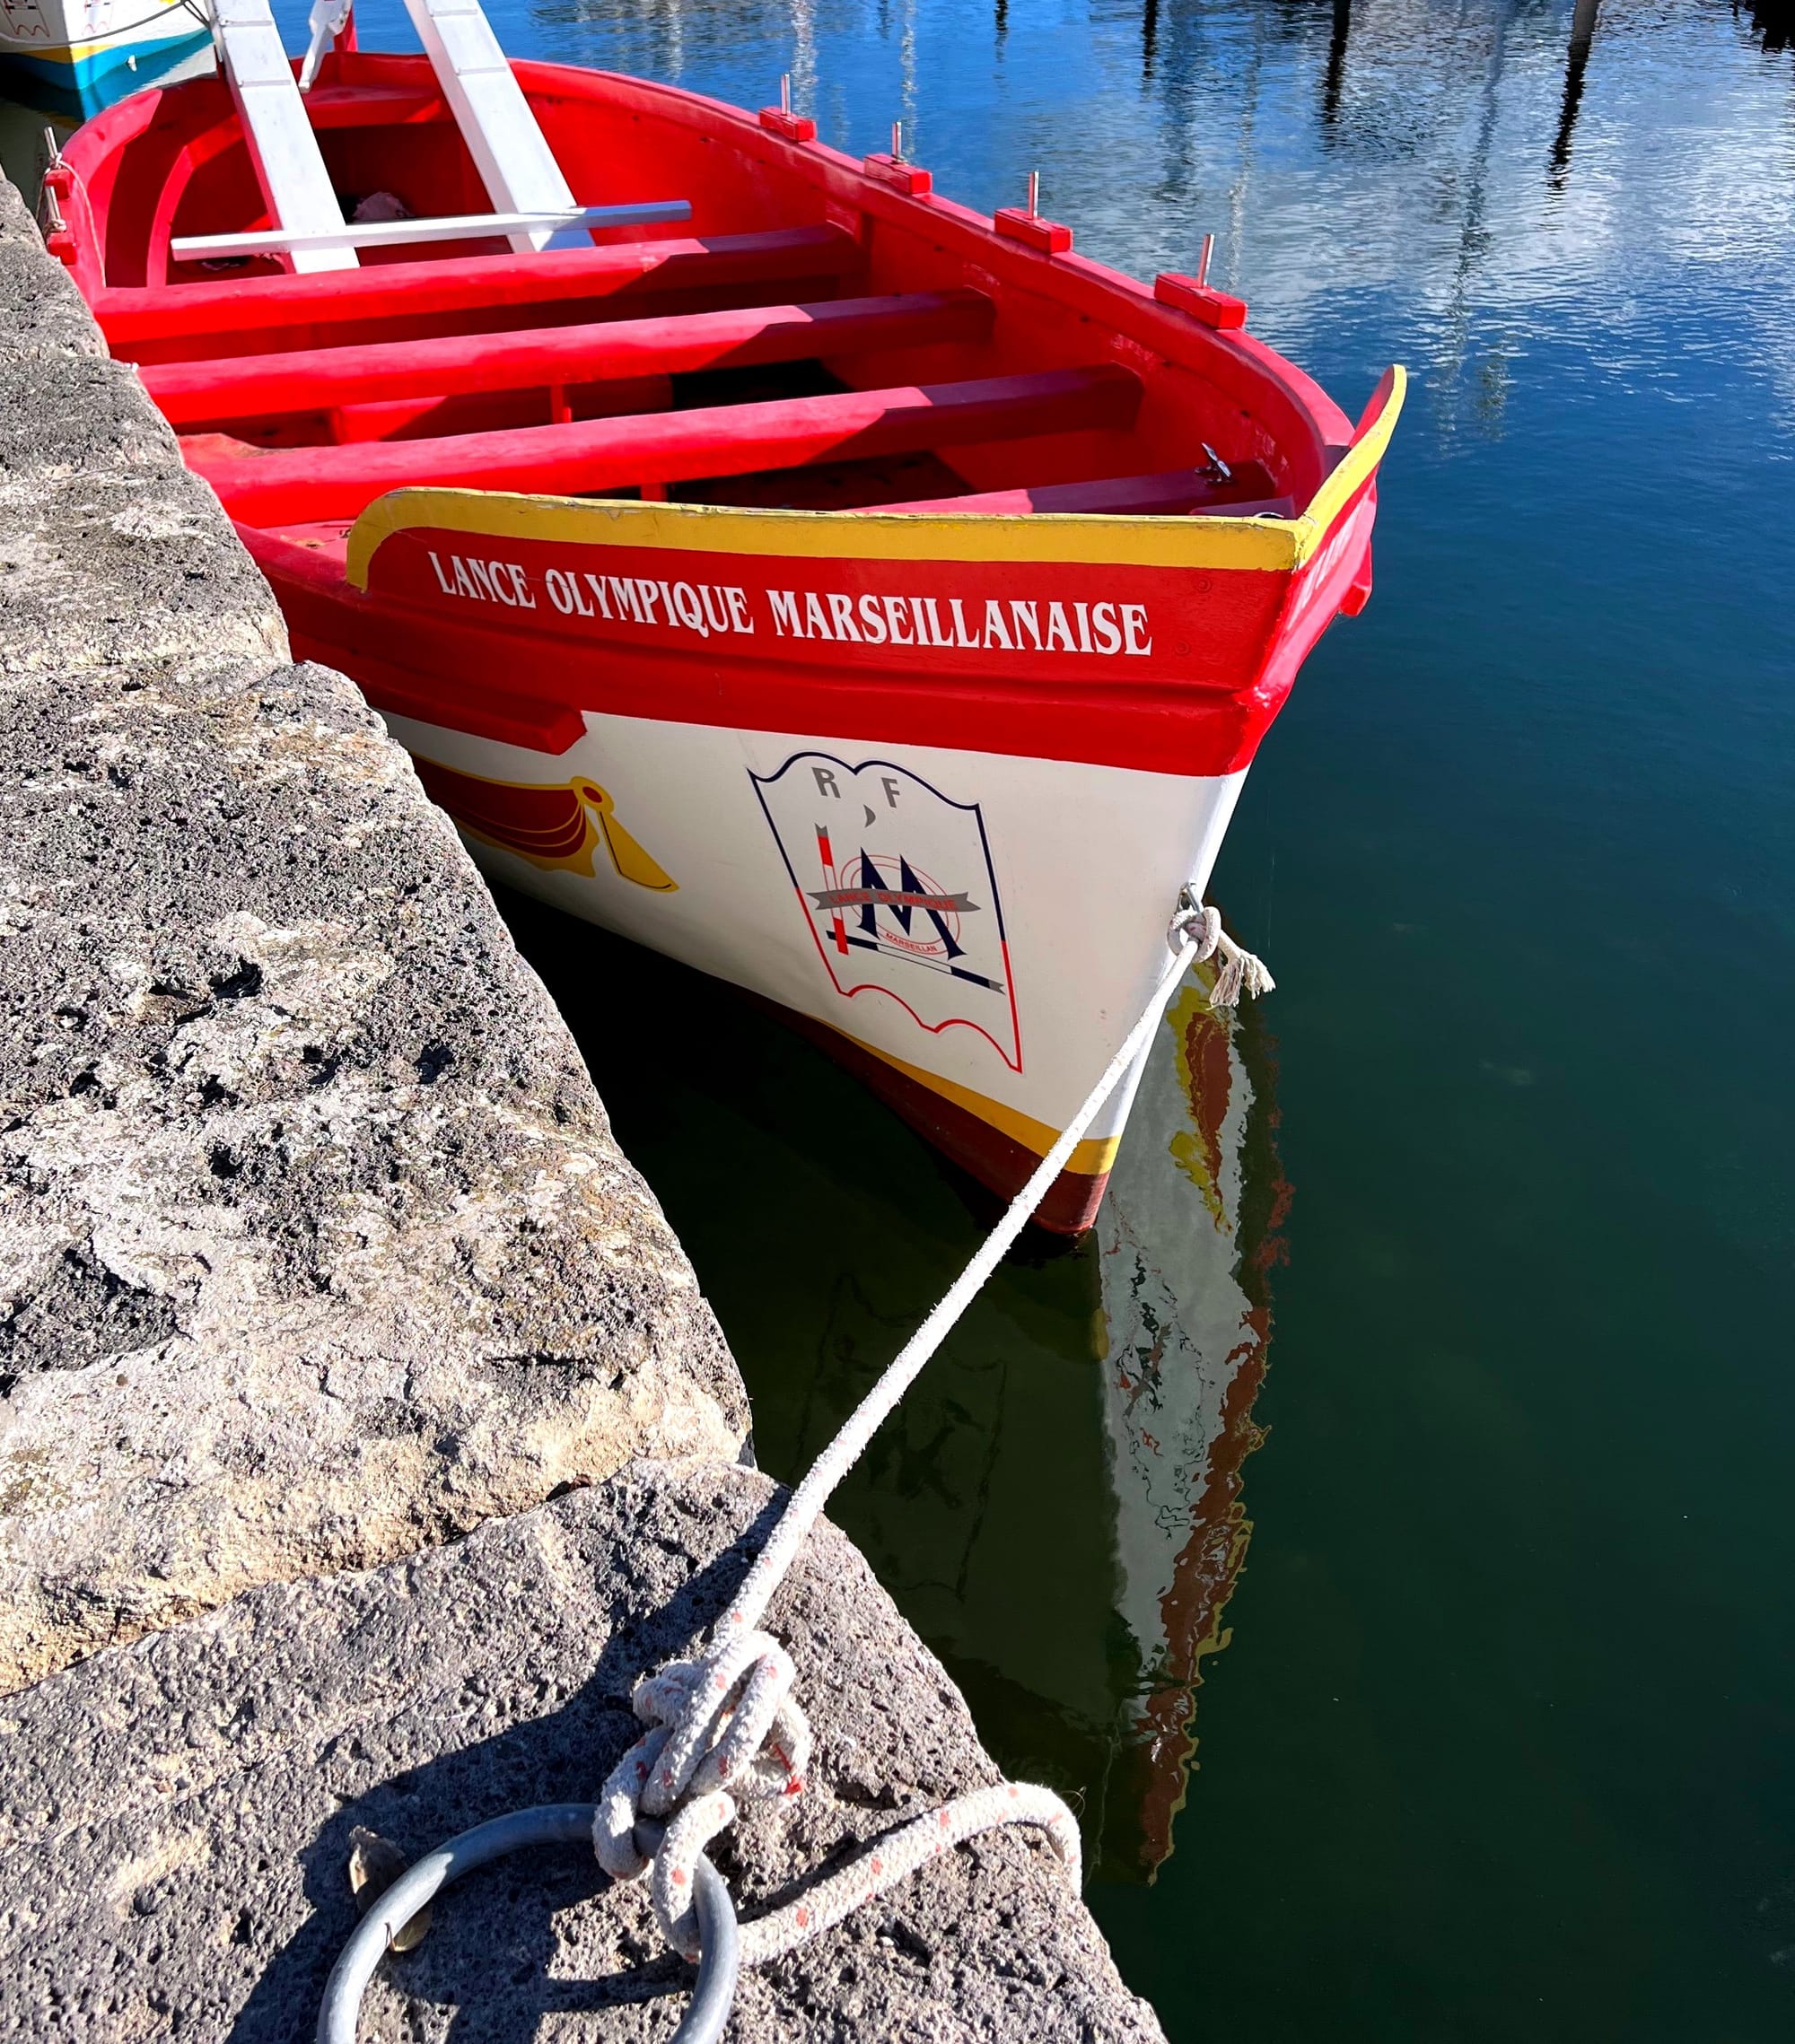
45 0 1403 1230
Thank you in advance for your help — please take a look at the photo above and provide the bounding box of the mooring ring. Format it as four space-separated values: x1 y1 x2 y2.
316 1802 740 2044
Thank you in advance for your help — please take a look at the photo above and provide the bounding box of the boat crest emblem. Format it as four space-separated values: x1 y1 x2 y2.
750 753 1020 1070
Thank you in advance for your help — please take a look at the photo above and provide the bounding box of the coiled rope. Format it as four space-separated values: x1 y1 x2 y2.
319 890 1271 2041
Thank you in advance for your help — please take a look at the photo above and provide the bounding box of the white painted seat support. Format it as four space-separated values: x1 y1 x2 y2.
400 0 615 253
298 0 352 92
172 198 691 262
211 0 357 274
209 0 689 275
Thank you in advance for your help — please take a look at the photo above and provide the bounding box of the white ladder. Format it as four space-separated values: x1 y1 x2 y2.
399 0 607 254
211 0 358 273
187 0 689 269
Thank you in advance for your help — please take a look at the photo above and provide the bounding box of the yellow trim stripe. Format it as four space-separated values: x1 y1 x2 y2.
18 39 111 61
836 1027 1123 1179
347 490 1300 587
1292 363 1407 563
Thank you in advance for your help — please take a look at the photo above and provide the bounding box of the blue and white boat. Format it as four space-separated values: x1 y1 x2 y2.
0 0 211 115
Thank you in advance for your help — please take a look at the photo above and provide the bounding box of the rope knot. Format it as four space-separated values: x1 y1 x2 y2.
593 1629 813 1958
1170 899 1275 1009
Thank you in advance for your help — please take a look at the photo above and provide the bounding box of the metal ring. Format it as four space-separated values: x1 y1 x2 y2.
315 1803 740 2044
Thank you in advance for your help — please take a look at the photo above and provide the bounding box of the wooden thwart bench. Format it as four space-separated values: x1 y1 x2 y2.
100 227 862 359
189 365 1144 525
142 291 994 424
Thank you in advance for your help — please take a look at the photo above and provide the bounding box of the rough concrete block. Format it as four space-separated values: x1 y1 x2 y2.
0 1461 1161 2042
0 181 107 362
0 178 747 1690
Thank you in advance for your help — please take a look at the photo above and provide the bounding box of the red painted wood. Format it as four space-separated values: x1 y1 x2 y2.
862 152 933 197
96 226 860 357
194 366 1143 527
994 208 1073 255
758 107 817 142
250 530 589 749
266 519 1297 781
1153 273 1248 330
410 756 590 860
141 290 994 424
873 461 1286 516
1341 539 1374 616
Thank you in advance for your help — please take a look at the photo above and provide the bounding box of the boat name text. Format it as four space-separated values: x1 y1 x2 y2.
423 551 1152 655
766 590 1151 656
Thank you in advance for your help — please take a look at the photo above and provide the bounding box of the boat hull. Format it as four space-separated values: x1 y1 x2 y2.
239 467 1391 1227
241 464 1384 1226
48 46 1403 1227
372 704 1245 1231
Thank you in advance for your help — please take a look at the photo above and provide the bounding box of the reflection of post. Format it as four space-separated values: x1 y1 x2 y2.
661 0 684 84
1322 0 1351 128
1549 0 1600 188
900 0 917 156
1142 0 1159 81
789 0 817 120
1092 957 1289 1878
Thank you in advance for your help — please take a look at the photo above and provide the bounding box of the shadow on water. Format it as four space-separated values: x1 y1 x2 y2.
503 890 1287 1889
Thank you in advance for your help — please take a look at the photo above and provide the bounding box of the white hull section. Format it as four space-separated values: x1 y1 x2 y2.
386 706 1249 1156
0 0 197 56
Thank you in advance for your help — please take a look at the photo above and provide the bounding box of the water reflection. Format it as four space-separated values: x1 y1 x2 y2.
785 957 1292 1885
1548 0 1601 188
1092 969 1288 1878
1740 2 1795 53
495 887 1284 1884
1320 0 1351 129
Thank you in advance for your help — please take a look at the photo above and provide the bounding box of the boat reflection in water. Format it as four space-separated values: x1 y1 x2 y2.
500 897 1286 1887
776 948 1289 1885
1090 960 1286 1877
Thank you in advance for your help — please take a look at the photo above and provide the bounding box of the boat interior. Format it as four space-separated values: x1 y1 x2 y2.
59 20 1355 563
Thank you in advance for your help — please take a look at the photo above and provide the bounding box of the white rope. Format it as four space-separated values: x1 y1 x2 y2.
595 895 1273 1962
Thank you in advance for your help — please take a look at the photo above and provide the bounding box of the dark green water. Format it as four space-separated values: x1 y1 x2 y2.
15 1 1795 2034
503 6 1795 2033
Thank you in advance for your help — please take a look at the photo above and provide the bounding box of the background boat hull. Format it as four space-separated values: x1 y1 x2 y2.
0 0 208 116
